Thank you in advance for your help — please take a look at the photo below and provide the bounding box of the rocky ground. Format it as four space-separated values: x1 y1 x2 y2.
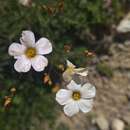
53 41 130 130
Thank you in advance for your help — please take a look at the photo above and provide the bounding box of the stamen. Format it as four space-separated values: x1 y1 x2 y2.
25 48 36 58
72 91 81 100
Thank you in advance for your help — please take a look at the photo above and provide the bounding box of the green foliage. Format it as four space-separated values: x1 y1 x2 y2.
0 82 57 130
96 63 113 78
0 0 124 57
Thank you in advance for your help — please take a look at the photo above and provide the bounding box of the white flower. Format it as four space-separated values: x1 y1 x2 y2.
19 0 32 6
117 13 130 33
56 80 96 117
8 30 52 72
63 60 88 82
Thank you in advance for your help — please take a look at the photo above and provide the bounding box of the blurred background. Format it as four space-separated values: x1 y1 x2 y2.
0 0 130 130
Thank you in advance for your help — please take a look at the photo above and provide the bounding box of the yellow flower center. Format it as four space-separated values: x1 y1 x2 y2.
72 91 81 100
25 48 36 58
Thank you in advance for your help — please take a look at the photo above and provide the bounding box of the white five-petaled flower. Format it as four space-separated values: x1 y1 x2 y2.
56 80 96 117
8 30 52 72
63 60 88 82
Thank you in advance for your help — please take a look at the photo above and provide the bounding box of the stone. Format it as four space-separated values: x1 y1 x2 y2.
117 44 126 51
100 55 109 61
89 125 98 130
111 119 125 130
122 113 130 125
96 115 109 130
124 41 130 46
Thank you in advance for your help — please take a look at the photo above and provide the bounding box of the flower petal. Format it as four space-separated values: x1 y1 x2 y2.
66 60 76 68
81 83 96 99
67 80 81 90
56 89 72 105
14 55 31 72
75 68 88 76
20 30 35 47
78 99 93 113
8 43 26 58
63 100 79 117
62 71 73 82
31 55 48 72
36 38 52 55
